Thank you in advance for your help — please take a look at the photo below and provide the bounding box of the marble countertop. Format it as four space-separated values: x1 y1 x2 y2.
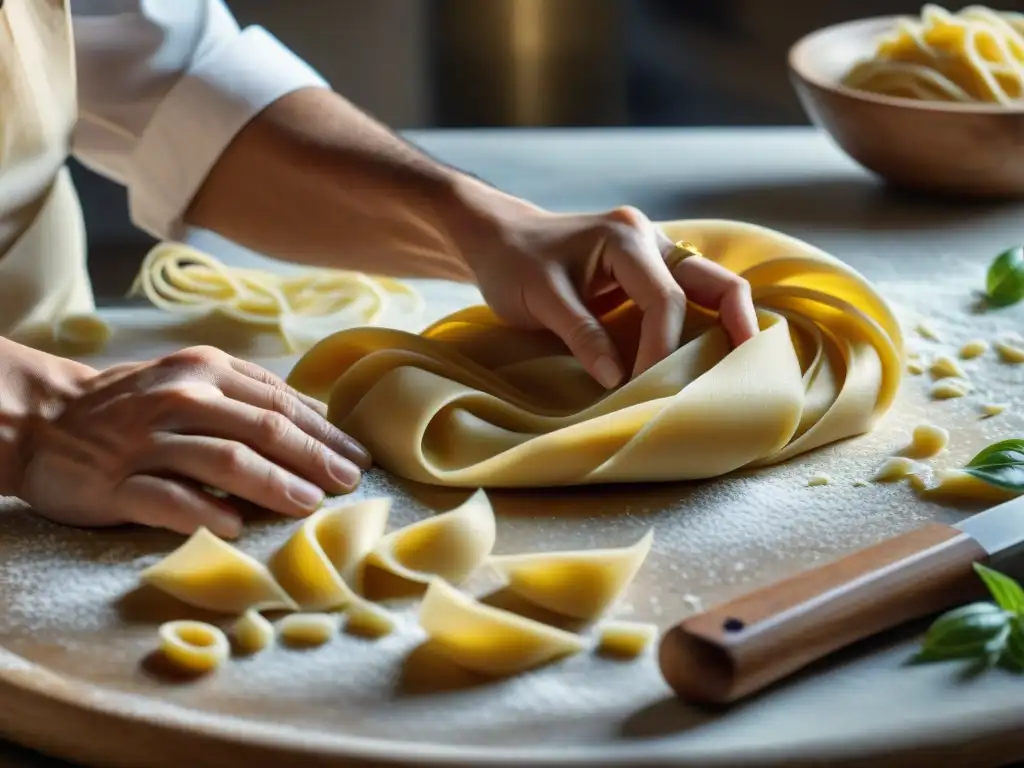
9 127 1024 767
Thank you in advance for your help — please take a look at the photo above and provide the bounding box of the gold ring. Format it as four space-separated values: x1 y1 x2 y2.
665 240 703 271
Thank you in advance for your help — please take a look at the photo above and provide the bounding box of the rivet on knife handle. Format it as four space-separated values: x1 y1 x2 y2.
658 522 989 705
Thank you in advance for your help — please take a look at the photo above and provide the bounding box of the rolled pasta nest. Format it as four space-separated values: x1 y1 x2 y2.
287 219 904 489
842 4 1024 104
130 241 424 352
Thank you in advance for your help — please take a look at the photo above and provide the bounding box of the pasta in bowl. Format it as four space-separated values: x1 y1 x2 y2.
287 220 903 489
789 4 1024 196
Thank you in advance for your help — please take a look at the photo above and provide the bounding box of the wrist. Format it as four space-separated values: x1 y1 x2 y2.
0 339 93 497
435 170 545 280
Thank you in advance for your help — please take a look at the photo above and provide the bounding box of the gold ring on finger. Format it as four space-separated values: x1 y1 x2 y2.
665 240 703 271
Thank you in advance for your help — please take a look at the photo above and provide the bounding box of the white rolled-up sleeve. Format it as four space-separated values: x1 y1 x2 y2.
71 0 329 240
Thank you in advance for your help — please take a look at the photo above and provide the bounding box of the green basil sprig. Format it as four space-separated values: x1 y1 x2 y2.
915 563 1024 671
986 246 1024 307
962 439 1024 493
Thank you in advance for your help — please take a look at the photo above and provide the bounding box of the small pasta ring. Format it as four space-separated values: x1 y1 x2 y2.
665 241 704 271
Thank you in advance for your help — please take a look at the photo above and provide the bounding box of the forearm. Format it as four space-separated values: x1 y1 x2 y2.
184 87 536 281
0 339 91 497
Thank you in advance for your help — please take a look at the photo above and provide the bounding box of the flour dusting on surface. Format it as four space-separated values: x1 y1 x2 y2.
0 254 1021 756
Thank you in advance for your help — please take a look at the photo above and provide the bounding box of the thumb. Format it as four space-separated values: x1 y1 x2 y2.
525 268 624 389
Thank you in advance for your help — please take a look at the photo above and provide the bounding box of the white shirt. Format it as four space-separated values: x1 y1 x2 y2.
70 0 328 241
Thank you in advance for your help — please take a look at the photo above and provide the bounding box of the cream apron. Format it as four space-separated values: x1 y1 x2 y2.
0 0 94 341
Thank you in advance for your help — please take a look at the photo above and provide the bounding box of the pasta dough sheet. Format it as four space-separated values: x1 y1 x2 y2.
288 220 903 488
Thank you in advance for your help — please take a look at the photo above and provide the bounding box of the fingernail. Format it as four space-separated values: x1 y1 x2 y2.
214 516 243 540
344 438 373 469
287 476 325 510
327 451 361 489
327 428 372 469
594 355 622 389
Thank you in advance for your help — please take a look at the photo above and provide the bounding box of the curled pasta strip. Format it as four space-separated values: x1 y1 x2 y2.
158 620 231 674
130 241 423 352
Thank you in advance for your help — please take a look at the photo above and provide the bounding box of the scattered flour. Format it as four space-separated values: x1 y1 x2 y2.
0 260 1019 751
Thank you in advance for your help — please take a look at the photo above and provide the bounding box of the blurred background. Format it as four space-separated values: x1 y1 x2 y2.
77 0 1024 296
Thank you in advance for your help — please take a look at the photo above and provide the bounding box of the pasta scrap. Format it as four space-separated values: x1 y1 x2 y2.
344 601 396 639
488 530 654 620
157 620 231 674
267 498 391 610
873 456 923 482
276 613 341 648
363 489 496 594
595 621 659 659
230 610 275 655
418 579 586 676
912 468 1021 502
54 312 112 349
140 527 298 614
902 423 949 459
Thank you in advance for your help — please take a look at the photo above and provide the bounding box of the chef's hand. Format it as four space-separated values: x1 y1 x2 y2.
4 343 369 539
459 200 760 389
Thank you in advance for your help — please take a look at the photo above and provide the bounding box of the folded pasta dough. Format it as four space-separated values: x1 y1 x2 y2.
140 527 297 614
419 579 586 676
267 498 391 610
488 529 654 620
363 488 496 588
288 220 903 487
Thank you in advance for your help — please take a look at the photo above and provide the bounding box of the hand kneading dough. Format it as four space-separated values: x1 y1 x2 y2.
267 498 391 610
488 530 653 620
363 489 496 589
140 528 297 614
158 620 230 674
288 220 903 487
419 579 586 676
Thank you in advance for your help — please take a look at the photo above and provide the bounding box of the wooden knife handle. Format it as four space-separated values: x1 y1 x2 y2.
658 522 989 705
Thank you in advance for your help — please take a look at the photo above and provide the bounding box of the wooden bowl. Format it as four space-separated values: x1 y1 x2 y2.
788 15 1024 198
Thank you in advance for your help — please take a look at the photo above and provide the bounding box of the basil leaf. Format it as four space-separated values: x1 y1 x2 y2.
986 246 1024 307
915 602 1012 662
967 439 1024 468
963 438 1024 492
1000 618 1024 673
973 563 1024 614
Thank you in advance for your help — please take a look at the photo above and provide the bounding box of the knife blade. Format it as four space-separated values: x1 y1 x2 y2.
658 495 1024 705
